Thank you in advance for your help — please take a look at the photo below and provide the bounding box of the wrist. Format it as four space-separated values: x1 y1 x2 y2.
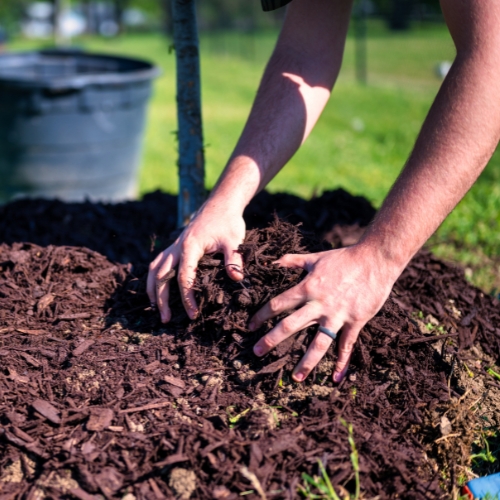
199 194 246 220
207 155 263 215
355 232 410 283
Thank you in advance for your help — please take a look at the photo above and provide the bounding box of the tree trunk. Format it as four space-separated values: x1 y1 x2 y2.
354 0 368 85
113 0 128 34
388 0 414 31
172 0 205 228
52 0 64 45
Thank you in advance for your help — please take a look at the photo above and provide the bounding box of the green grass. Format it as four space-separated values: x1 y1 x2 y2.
9 21 500 291
299 419 360 500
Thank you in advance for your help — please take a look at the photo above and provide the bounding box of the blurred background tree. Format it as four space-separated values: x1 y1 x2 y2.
0 0 28 36
0 0 444 39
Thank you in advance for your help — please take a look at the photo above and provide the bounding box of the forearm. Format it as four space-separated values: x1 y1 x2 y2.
206 0 353 215
206 53 331 214
362 47 500 272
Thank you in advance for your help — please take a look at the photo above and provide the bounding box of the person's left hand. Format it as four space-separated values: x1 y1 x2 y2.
248 243 402 383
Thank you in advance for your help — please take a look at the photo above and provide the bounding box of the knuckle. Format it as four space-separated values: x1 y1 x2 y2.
315 336 331 352
261 336 276 351
300 361 316 374
180 238 191 252
302 280 315 296
268 298 282 315
280 317 296 336
339 343 354 356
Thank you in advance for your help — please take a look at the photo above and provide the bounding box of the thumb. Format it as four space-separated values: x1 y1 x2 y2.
223 242 244 281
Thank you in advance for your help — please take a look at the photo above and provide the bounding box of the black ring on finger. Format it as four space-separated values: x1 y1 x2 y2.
318 325 338 340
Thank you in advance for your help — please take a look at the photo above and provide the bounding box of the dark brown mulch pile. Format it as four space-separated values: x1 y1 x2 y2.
0 190 499 500
0 189 375 268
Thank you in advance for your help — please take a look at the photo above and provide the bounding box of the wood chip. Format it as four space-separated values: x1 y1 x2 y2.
119 400 171 414
72 339 95 356
153 453 189 468
87 408 114 432
58 313 93 320
107 426 124 432
18 351 42 368
7 368 29 384
37 293 55 312
16 328 47 335
257 356 290 375
32 399 61 424
164 375 186 389
144 360 161 373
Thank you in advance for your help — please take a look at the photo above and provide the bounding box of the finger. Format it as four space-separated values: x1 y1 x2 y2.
333 323 362 383
253 303 319 357
274 253 311 269
223 242 244 281
248 283 309 331
274 253 318 271
178 243 204 320
147 252 164 305
292 319 343 382
155 252 177 323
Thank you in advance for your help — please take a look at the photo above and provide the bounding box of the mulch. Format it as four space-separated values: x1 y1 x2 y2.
0 190 499 500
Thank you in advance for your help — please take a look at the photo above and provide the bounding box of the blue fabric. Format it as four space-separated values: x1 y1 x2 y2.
467 473 500 499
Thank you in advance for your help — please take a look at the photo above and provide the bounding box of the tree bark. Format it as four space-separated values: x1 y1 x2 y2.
172 0 205 228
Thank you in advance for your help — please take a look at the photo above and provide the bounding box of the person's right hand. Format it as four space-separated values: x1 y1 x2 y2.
147 204 246 323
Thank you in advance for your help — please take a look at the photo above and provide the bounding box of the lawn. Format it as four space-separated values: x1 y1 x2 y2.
9 21 500 292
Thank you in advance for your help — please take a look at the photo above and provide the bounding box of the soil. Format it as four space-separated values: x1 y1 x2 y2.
0 189 499 500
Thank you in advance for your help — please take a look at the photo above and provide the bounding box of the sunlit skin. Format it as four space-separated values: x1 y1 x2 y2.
148 0 500 383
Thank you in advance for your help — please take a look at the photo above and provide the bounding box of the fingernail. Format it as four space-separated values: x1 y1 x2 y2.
333 371 342 383
254 345 263 356
293 372 304 382
248 322 255 331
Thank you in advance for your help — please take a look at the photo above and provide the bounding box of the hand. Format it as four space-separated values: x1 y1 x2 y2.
248 243 402 383
147 204 246 323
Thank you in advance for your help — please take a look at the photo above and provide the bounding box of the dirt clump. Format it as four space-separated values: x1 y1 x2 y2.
169 468 197 499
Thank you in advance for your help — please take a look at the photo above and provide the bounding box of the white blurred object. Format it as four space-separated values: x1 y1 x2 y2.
23 1 54 38
27 2 53 20
22 20 53 38
351 117 365 133
24 2 85 40
99 20 119 37
123 8 147 28
435 61 452 80
59 10 86 38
